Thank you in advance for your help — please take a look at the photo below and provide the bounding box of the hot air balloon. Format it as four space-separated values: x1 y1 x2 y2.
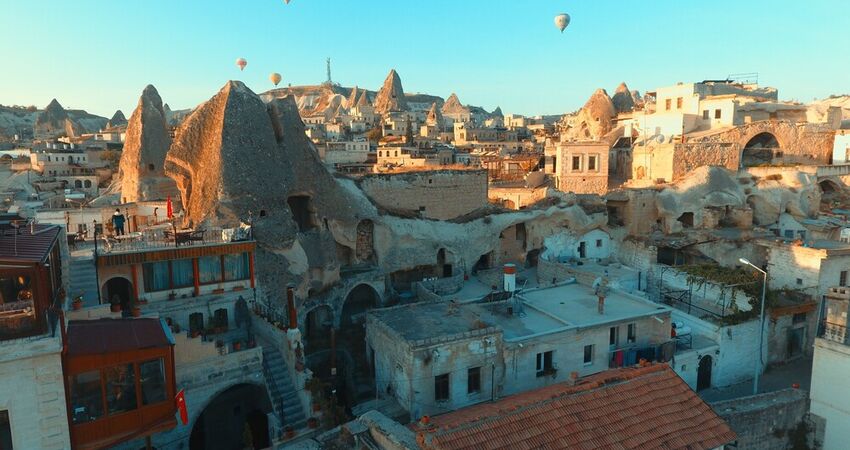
284 0 291 3
270 72 282 86
554 13 570 33
235 58 247 71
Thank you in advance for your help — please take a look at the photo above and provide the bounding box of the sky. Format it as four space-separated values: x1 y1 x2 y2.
1 0 848 118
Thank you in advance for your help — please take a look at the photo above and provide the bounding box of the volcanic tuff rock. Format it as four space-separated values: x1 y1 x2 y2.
347 86 362 107
562 88 617 141
441 93 469 115
373 69 407 114
611 82 635 113
426 102 443 126
107 110 127 128
119 85 176 203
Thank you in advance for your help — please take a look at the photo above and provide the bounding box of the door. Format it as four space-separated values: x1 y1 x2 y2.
697 355 712 391
788 327 805 358
578 242 586 258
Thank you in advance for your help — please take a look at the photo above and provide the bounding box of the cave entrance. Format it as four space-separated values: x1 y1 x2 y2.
287 195 317 232
677 212 694 229
741 132 780 167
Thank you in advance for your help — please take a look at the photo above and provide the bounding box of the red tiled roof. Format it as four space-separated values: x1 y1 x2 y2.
0 224 60 263
414 365 736 450
67 318 172 356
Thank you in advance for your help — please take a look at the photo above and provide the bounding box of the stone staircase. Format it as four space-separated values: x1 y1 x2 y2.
69 250 99 307
261 344 307 432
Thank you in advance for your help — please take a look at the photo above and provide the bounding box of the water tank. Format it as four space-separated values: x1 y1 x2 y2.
503 263 516 292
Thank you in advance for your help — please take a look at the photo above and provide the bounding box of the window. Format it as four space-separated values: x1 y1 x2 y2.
69 371 104 424
467 367 481 394
536 351 554 376
702 110 709 120
799 230 806 241
587 155 597 171
796 278 803 286
583 344 594 365
627 323 636 344
676 97 683 109
143 261 170 292
198 256 222 284
665 99 672 111
609 326 618 349
84 180 92 188
596 239 603 248
223 253 250 281
0 410 11 450
840 270 847 287
148 164 155 171
792 313 807 324
434 374 450 401
784 230 794 239
171 259 194 288
140 359 167 406
714 109 722 119
571 155 582 171
105 364 137 415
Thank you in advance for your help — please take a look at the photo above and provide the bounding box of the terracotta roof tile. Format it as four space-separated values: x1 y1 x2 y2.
415 365 736 450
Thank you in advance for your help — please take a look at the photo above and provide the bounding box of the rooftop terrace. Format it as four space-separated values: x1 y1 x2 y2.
370 282 671 345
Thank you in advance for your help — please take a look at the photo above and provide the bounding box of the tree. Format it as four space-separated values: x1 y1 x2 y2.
366 126 382 142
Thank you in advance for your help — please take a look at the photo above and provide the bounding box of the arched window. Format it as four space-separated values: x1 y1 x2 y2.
74 180 82 188
84 180 92 188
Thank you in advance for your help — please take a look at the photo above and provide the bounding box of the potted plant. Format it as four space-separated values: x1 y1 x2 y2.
284 426 295 439
72 294 83 310
307 417 319 429
232 341 242 351
109 295 121 313
168 291 177 301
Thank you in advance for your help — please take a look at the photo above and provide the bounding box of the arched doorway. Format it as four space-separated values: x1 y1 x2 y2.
304 305 334 356
189 384 272 450
820 179 841 193
741 132 780 167
697 355 713 391
103 277 132 311
336 284 380 407
437 248 453 278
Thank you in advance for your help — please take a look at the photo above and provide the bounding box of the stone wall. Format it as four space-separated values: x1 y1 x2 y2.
358 170 488 220
0 334 69 450
671 142 739 180
536 257 576 287
488 185 549 209
711 388 809 450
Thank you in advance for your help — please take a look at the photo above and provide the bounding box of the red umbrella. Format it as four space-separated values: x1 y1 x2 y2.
166 195 174 219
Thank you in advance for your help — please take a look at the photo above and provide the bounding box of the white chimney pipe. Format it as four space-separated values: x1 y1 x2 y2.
503 263 516 292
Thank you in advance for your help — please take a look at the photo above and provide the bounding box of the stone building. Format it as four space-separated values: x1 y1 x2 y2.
811 286 850 450
555 141 610 194
357 169 488 220
366 281 673 418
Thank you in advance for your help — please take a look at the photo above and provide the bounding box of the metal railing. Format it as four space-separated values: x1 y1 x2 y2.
818 320 848 345
95 226 253 255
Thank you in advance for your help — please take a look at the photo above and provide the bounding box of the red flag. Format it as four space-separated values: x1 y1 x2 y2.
175 389 188 425
166 196 174 219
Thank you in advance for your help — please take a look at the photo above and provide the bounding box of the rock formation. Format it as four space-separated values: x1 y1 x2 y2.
34 99 77 138
348 86 362 107
611 83 635 113
426 102 443 126
491 106 503 118
373 69 407 114
562 88 617 141
118 85 176 203
441 93 468 116
106 110 127 128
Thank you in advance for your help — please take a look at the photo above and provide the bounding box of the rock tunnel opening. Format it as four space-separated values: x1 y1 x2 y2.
287 195 317 232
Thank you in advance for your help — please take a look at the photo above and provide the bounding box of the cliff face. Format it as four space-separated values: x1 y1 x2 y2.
118 85 176 202
373 69 407 114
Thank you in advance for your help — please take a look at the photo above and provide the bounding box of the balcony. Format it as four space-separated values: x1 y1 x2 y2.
95 225 253 256
818 321 848 345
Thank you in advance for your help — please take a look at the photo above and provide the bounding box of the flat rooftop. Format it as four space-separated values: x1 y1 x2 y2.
369 282 670 345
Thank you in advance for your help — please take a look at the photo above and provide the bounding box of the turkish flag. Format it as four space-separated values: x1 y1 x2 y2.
166 196 174 219
175 389 188 425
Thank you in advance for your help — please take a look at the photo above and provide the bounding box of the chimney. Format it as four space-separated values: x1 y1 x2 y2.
503 263 516 292
287 285 298 330
597 295 605 315
567 371 579 385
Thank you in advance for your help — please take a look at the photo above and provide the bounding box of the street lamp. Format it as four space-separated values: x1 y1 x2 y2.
740 257 767 395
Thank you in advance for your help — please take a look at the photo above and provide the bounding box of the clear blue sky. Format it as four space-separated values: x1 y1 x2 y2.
1 0 847 118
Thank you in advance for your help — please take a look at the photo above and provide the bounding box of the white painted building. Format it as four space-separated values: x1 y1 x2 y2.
811 287 850 450
832 130 850 164
366 282 673 419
